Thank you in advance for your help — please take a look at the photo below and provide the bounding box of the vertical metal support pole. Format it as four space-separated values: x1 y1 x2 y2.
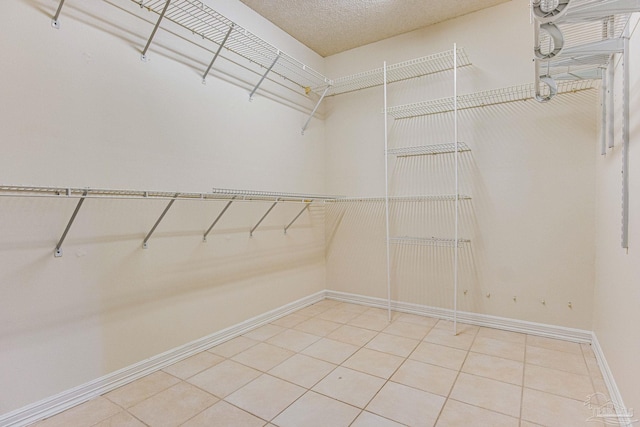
284 203 311 234
142 194 178 249
141 0 172 61
202 24 234 84
600 62 608 156
250 201 278 237
453 43 459 336
54 191 87 257
302 86 331 135
51 0 66 29
621 33 630 249
608 60 615 149
249 54 280 100
383 61 392 323
203 199 234 242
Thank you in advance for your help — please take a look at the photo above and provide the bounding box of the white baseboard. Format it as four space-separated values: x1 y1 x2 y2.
0 291 325 427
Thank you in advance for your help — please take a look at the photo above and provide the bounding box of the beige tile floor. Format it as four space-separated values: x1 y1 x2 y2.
32 300 610 427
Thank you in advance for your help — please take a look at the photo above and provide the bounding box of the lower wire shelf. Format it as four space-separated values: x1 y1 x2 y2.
390 236 471 248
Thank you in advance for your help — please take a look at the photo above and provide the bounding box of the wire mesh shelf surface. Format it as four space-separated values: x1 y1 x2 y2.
390 236 471 247
319 48 471 97
387 142 471 156
386 79 599 119
137 0 329 91
327 195 472 203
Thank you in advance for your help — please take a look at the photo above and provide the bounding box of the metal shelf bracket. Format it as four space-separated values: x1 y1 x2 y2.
302 86 331 135
54 190 87 257
51 0 66 29
249 54 280 100
284 202 311 234
142 193 178 249
203 198 234 242
249 200 278 237
202 24 234 84
141 0 172 62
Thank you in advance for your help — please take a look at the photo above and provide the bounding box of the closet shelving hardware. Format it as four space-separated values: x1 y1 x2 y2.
387 142 471 157
327 195 471 203
386 79 598 119
0 185 336 256
390 237 471 248
317 48 471 97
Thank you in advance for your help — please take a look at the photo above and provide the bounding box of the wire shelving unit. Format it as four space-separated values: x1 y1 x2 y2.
390 237 471 248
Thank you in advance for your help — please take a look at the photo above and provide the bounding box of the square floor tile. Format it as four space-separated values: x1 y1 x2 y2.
366 381 446 426
342 347 404 379
225 374 305 421
394 313 439 327
522 387 597 427
433 320 479 335
181 400 265 427
34 397 121 427
92 411 146 427
243 324 286 341
267 328 321 352
424 326 476 350
382 320 432 340
162 352 224 380
270 313 309 328
269 353 336 388
272 391 360 427
470 336 525 361
128 382 217 427
187 359 261 398
476 327 526 344
450 372 522 417
327 324 378 347
337 302 369 314
105 371 180 408
312 366 385 408
348 313 391 331
365 333 419 357
317 307 359 323
526 345 589 375
301 338 359 364
524 364 594 401
351 411 405 427
208 336 259 358
409 341 468 371
391 359 458 396
231 342 294 371
296 304 332 317
436 399 519 427
462 352 524 385
294 318 342 336
527 335 583 354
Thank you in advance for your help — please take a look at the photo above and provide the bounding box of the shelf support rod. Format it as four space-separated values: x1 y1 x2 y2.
51 0 66 29
383 61 392 323
622 30 630 249
284 202 311 234
142 193 178 249
249 54 280 100
203 198 234 242
250 200 278 237
301 86 331 135
202 24 234 84
54 190 87 257
453 43 459 336
141 0 172 62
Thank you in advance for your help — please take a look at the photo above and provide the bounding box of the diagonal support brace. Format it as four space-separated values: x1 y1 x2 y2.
141 0 172 62
143 193 178 249
284 203 311 234
250 200 278 237
203 199 234 242
202 24 234 84
302 86 330 135
54 190 87 257
249 54 280 100
51 0 66 29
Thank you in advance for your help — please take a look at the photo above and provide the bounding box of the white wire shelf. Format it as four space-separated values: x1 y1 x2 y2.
318 48 471 97
386 79 599 119
327 195 472 203
0 185 337 203
387 142 471 157
390 236 471 247
137 0 330 91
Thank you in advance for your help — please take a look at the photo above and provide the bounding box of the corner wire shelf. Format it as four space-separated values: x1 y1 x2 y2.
385 79 599 119
0 185 338 256
326 195 472 203
390 236 471 248
315 48 471 97
387 142 471 156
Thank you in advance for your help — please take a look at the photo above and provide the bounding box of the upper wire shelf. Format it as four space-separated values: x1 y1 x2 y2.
386 79 599 119
327 195 472 203
137 0 330 91
318 48 471 97
390 236 471 247
387 142 471 156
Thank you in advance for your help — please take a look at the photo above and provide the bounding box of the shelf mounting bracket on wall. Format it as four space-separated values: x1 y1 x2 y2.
142 193 178 249
140 0 172 62
250 200 278 237
249 54 280 100
302 86 331 135
202 24 234 84
51 0 66 29
284 202 311 234
203 198 235 242
54 190 87 257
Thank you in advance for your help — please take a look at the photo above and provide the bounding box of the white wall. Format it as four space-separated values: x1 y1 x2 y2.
324 1 598 330
0 0 326 413
592 14 640 417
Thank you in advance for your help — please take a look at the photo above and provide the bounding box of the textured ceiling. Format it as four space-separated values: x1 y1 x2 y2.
239 0 510 57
